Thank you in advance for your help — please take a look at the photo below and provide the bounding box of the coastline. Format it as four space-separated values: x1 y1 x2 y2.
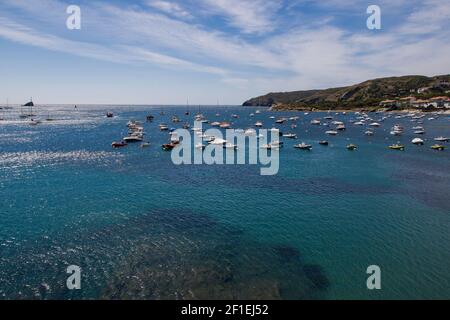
267 105 450 114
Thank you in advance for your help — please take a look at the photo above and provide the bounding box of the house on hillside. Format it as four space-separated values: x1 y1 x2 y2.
411 99 431 109
429 96 448 108
379 99 400 108
417 87 431 94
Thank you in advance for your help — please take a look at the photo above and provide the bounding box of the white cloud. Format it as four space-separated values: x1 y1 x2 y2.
146 0 193 19
197 0 283 34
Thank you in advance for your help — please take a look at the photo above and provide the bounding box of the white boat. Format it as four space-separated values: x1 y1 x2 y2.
294 143 312 150
311 119 321 125
283 133 297 139
123 135 143 143
255 121 263 128
434 136 449 142
326 130 338 135
195 143 206 149
412 138 424 145
354 121 365 126
244 128 257 136
369 123 381 127
260 143 280 150
365 130 374 136
29 119 41 126
219 122 231 129
209 138 227 145
223 143 238 150
336 124 346 131
414 130 426 135
210 122 221 127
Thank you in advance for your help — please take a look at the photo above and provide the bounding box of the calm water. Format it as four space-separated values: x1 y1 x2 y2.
0 105 449 300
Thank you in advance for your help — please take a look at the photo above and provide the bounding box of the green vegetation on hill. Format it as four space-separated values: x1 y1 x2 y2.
243 75 450 110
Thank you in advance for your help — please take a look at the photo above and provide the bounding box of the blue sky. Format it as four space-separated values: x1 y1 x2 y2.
0 0 449 105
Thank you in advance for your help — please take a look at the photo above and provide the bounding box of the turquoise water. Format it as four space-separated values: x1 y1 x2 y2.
0 105 449 300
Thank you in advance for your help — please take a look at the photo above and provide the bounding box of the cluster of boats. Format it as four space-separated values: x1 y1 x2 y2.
112 120 149 148
108 109 448 155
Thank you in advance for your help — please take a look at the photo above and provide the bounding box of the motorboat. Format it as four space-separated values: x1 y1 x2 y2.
434 137 449 142
431 144 445 151
311 119 321 125
389 144 405 151
347 144 357 151
162 143 177 151
106 112 114 118
326 130 338 136
140 142 150 148
294 143 312 150
112 141 128 148
336 124 346 131
369 123 381 127
123 135 143 143
365 130 374 136
223 143 238 150
412 138 424 145
220 122 231 129
275 118 287 124
29 119 41 126
260 143 280 150
414 130 426 135
210 121 221 127
159 123 169 131
209 138 227 145
319 141 329 146
283 133 297 139
255 121 263 128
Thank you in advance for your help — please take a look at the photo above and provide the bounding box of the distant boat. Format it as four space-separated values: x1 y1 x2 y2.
283 133 297 139
347 144 357 151
434 136 449 142
106 112 114 118
412 138 424 145
159 123 169 131
294 143 312 150
389 144 405 151
431 144 445 151
123 136 143 143
112 141 128 148
23 99 34 107
319 141 329 146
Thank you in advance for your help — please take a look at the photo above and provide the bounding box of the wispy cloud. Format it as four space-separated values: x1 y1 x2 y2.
146 0 193 20
197 0 283 34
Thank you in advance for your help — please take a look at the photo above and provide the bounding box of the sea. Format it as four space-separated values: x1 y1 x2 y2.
0 105 449 300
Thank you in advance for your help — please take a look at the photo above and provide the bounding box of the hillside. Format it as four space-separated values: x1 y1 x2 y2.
243 75 450 110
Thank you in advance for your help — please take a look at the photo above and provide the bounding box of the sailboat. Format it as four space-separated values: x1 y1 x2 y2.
21 98 36 118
